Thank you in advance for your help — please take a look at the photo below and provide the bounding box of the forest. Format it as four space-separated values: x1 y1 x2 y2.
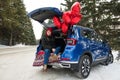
0 0 36 46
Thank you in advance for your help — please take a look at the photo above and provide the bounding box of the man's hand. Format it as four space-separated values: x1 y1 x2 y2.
52 48 56 52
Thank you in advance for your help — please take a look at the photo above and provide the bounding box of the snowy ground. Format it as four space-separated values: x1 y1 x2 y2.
0 45 120 80
0 44 30 49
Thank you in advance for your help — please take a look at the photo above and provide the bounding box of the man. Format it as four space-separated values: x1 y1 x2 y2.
41 28 61 71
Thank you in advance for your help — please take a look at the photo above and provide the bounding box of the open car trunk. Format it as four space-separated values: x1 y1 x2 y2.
28 7 66 66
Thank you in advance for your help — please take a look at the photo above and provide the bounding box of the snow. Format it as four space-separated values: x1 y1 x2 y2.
0 44 36 55
12 43 26 47
0 44 30 49
112 50 119 60
85 62 120 80
0 46 120 80
35 51 120 80
0 44 7 47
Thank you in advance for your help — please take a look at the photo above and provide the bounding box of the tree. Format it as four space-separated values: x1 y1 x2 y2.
98 0 120 50
0 0 36 45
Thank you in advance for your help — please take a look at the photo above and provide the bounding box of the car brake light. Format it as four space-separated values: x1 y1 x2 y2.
67 38 77 45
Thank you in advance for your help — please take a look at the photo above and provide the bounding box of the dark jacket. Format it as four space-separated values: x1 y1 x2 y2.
41 36 56 50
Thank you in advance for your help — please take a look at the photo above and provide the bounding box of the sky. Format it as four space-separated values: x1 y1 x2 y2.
23 0 65 40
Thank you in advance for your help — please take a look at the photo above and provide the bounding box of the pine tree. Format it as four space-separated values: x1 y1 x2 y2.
0 0 36 45
98 0 120 50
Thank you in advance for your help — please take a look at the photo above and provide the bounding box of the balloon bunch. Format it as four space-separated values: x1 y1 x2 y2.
53 2 82 34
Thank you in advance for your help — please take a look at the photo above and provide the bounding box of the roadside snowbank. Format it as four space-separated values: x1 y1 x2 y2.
0 44 34 49
0 44 9 49
112 50 119 62
0 44 7 47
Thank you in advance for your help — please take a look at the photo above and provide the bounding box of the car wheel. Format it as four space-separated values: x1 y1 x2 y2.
105 52 114 65
75 55 91 79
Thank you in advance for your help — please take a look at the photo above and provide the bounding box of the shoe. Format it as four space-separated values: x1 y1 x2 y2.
42 68 47 72
42 65 47 72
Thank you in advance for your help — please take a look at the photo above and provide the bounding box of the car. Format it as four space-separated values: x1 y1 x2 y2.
28 7 113 79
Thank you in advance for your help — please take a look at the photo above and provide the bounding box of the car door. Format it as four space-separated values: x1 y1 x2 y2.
81 29 102 61
95 34 109 59
91 31 108 61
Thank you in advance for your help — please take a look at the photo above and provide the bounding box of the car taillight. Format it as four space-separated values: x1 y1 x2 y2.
67 38 77 45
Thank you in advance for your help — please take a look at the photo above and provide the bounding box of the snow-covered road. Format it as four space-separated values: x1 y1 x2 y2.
0 46 120 80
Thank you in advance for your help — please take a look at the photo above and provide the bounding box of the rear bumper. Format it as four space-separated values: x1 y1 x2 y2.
49 61 78 69
60 61 78 69
60 61 78 64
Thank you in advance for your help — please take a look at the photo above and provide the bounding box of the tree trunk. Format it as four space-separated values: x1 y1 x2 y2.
9 31 13 46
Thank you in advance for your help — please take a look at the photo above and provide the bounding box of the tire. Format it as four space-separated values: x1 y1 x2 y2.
104 52 114 65
75 55 91 79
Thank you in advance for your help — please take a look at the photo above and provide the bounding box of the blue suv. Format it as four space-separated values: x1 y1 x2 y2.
28 7 113 79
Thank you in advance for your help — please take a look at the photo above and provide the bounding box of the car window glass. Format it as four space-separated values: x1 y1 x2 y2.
82 30 93 40
82 29 104 42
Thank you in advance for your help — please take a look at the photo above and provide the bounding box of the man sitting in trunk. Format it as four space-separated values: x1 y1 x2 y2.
41 28 61 71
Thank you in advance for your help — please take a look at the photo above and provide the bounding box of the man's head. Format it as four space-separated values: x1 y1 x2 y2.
46 28 52 36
